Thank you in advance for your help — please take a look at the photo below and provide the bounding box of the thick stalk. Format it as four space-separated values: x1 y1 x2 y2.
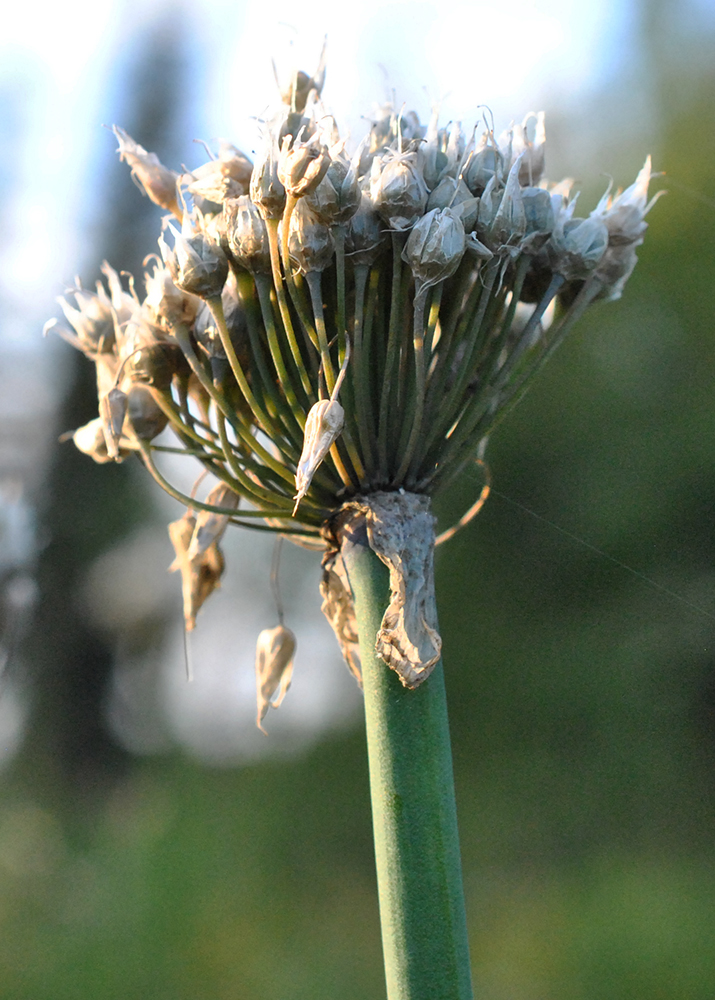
341 528 473 1000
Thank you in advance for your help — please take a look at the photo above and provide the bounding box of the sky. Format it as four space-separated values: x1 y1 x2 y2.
0 0 712 762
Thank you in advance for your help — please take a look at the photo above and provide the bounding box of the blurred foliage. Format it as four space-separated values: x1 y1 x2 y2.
3 9 715 1000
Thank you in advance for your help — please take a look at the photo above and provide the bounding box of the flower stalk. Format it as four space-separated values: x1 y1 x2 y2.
341 517 473 1000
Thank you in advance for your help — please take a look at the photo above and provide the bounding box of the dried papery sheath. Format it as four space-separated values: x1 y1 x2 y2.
187 483 239 560
168 513 225 632
255 624 296 732
331 492 441 688
294 398 345 512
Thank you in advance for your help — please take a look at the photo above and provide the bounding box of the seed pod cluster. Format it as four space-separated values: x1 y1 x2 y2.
47 53 659 703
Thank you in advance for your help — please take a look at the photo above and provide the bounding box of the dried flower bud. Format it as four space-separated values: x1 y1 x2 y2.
255 624 296 732
512 112 546 186
344 196 387 268
490 156 527 249
403 207 466 288
550 215 609 281
159 223 228 300
99 386 128 459
126 384 168 441
591 156 659 300
294 398 345 512
122 341 187 391
144 260 200 328
519 187 555 253
463 132 504 196
304 144 362 226
184 141 253 203
53 283 116 357
278 133 331 200
223 195 271 273
113 126 180 217
249 129 286 220
168 512 225 631
288 200 335 274
370 151 428 231
187 483 239 560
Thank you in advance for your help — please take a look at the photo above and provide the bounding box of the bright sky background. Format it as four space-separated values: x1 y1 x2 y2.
1 0 712 761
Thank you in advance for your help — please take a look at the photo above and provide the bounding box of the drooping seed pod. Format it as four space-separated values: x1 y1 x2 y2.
255 624 296 732
187 483 239 561
98 386 128 459
168 512 225 632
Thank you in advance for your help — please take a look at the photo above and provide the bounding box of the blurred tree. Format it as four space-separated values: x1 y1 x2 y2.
17 14 192 808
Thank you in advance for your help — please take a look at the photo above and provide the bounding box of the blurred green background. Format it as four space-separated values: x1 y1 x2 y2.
2 3 715 998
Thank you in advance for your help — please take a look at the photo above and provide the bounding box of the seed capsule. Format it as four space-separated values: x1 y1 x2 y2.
255 624 296 732
293 399 345 513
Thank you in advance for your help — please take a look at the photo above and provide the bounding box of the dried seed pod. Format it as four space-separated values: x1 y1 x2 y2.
72 417 134 464
304 143 362 226
344 196 386 268
98 386 128 459
144 261 200 329
249 128 286 220
125 384 169 441
403 207 466 288
294 398 345 512
223 195 271 274
159 224 228 300
187 483 239 560
113 126 180 217
288 200 335 274
370 150 428 231
255 624 296 732
184 141 253 203
122 341 187 391
278 133 331 200
168 512 225 631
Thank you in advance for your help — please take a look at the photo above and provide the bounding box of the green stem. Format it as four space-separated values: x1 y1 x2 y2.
341 527 473 1000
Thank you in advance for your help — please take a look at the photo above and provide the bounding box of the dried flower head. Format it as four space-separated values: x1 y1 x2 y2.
49 55 660 699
